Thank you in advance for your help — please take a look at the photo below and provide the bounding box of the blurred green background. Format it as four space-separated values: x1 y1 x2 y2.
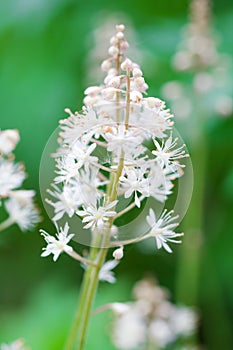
0 0 233 349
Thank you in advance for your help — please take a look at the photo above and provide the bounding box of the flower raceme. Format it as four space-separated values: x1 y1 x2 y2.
0 129 40 232
41 24 188 271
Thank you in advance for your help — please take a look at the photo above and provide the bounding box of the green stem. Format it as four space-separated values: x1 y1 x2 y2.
64 144 126 350
65 40 131 349
76 244 108 349
0 217 13 232
64 235 101 350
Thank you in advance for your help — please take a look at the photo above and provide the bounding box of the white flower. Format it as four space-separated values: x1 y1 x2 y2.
47 184 82 221
170 306 198 337
9 190 35 205
0 129 20 155
146 208 183 253
70 141 98 172
76 167 108 203
55 156 79 183
104 125 143 157
152 134 187 170
77 200 117 230
148 165 173 202
59 109 85 145
0 159 25 197
40 222 74 261
119 168 149 207
112 305 147 349
149 319 175 347
5 197 40 231
99 259 119 283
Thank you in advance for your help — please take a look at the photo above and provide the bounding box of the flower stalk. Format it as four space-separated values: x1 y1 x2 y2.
40 24 188 350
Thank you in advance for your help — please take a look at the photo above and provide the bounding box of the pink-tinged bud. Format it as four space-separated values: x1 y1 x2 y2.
121 58 132 71
83 95 97 106
110 36 118 46
130 90 143 102
139 83 148 92
108 68 118 76
116 24 125 32
133 68 143 78
102 87 117 100
108 46 119 57
108 76 121 88
84 86 101 96
146 97 164 109
121 41 129 51
116 31 124 40
135 77 145 87
101 59 112 72
113 246 124 260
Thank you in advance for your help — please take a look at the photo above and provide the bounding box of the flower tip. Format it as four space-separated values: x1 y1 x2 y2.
116 24 125 32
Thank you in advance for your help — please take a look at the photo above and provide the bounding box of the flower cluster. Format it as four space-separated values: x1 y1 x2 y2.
0 130 40 232
110 277 198 349
41 24 187 267
162 0 232 120
173 0 218 71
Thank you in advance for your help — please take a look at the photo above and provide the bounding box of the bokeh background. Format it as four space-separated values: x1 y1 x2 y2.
0 0 233 349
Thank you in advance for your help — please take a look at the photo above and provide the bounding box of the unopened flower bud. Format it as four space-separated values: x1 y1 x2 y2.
110 36 118 46
140 83 148 92
116 31 124 40
135 77 145 87
113 246 124 260
102 87 117 100
83 95 98 106
133 68 143 78
84 86 101 96
120 41 129 50
121 58 132 71
116 24 125 32
130 90 143 102
146 97 163 109
108 46 119 57
108 76 121 88
101 59 112 72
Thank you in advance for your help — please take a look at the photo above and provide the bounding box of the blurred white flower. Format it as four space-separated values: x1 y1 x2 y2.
0 159 25 197
0 338 27 350
111 277 198 349
99 259 119 283
149 319 175 347
0 129 20 155
112 305 147 349
5 197 40 231
170 306 198 337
